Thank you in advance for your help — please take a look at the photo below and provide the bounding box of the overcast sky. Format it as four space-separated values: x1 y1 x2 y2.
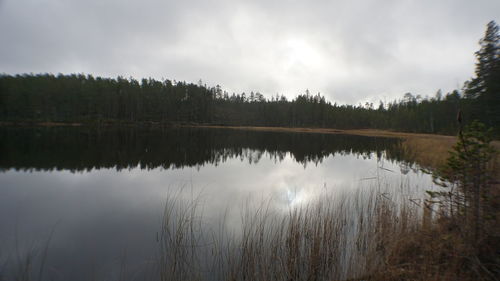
1 0 499 104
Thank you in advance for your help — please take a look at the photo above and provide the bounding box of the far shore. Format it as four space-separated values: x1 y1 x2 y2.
0 120 459 139
2 121 499 171
189 125 461 170
190 124 457 139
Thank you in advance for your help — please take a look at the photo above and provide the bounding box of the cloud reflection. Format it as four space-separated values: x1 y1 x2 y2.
0 148 435 280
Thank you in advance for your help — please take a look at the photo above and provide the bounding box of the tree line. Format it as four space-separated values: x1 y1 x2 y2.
0 21 498 135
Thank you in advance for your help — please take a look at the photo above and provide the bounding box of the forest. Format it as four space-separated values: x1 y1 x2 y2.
0 22 498 136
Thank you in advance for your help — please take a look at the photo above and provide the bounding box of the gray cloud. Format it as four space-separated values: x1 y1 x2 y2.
1 0 499 104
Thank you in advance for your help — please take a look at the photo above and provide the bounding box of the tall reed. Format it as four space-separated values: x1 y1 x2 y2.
156 183 421 281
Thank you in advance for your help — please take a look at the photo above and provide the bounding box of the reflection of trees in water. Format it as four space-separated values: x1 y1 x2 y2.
0 127 410 172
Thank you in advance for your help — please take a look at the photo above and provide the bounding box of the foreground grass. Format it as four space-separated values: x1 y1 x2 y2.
157 185 420 281
371 124 500 281
157 184 498 281
2 183 420 281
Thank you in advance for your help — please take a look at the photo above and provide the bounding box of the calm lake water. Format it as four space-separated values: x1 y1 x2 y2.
0 127 436 280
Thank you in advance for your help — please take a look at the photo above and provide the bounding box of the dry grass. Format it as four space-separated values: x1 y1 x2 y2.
370 207 500 281
397 136 457 170
156 184 422 281
1 230 55 281
155 152 500 281
189 125 500 172
371 139 500 281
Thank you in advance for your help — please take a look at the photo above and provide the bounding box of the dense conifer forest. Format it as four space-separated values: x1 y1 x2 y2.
1 21 498 136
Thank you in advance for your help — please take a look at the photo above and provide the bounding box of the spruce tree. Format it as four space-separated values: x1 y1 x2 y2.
466 21 500 131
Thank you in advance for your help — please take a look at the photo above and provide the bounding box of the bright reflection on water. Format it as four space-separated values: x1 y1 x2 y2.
0 127 436 280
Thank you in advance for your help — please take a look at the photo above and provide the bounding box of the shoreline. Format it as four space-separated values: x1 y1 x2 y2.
188 124 457 140
0 121 457 139
3 121 498 170
188 125 460 170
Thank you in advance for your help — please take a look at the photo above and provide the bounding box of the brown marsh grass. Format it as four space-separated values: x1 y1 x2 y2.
188 124 500 172
156 182 422 281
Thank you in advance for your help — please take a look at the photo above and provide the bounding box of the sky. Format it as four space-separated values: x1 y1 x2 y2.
0 0 499 105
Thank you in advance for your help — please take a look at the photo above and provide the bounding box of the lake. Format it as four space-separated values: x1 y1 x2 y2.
0 127 436 280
